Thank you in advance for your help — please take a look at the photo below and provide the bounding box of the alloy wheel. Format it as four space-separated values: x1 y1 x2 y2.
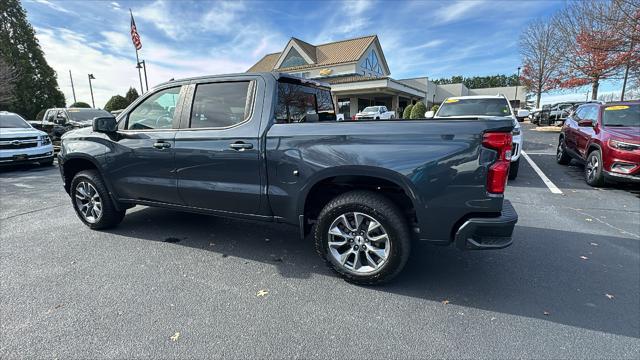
586 155 599 182
74 181 102 223
556 143 563 161
327 212 390 274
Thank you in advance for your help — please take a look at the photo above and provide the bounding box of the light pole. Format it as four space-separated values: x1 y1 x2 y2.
138 60 149 92
88 74 95 108
69 70 77 104
514 66 521 107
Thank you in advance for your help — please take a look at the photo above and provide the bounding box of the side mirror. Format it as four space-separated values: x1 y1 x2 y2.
425 111 435 119
517 109 529 117
93 116 117 133
578 119 593 127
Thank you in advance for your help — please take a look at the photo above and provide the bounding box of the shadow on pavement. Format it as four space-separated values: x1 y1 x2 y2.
108 207 640 339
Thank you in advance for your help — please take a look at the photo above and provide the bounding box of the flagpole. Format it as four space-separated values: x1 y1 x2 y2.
130 9 144 95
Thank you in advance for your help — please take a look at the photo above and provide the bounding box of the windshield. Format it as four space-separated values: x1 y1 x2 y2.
437 98 512 117
602 104 639 127
362 106 380 112
67 109 111 122
0 114 31 128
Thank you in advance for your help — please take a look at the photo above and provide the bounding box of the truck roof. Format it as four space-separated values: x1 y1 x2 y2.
156 72 331 90
445 95 507 100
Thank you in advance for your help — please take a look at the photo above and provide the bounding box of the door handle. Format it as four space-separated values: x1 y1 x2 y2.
229 142 253 151
153 141 171 149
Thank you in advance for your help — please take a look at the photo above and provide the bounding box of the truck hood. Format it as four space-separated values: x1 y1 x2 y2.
0 127 46 139
61 125 94 139
356 112 377 116
603 127 640 142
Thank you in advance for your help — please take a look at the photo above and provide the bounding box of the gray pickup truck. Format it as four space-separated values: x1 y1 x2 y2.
29 108 112 146
58 72 517 284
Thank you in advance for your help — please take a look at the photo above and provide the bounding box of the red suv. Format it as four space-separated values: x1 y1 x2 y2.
557 101 640 186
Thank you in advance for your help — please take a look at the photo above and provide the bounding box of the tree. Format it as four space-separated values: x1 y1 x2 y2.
70 101 91 108
430 104 440 112
0 0 65 118
104 95 128 112
402 104 413 119
410 101 427 119
432 74 520 88
519 18 563 108
35 108 45 120
125 87 139 105
554 0 637 99
0 55 18 106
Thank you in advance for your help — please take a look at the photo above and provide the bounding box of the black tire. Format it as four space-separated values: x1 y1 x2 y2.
585 150 606 187
70 170 125 229
508 159 520 180
375 117 380 120
313 190 411 285
556 137 571 165
40 157 54 166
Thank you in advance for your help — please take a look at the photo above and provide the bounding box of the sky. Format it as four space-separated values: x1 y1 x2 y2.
22 0 624 108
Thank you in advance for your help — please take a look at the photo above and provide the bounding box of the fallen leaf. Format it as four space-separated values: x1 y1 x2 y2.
170 332 180 342
490 317 496 321
605 293 614 299
580 255 589 260
543 311 550 316
585 218 593 222
256 289 269 297
590 242 598 246
441 300 450 305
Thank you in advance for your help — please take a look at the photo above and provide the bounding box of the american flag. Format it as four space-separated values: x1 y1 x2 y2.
130 10 142 50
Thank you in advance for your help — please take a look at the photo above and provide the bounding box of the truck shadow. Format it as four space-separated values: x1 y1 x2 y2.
108 207 640 339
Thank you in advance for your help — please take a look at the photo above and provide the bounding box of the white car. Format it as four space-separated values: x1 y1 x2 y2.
354 106 395 120
426 95 523 180
0 111 54 166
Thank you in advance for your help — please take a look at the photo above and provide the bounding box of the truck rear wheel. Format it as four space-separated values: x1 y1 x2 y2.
314 190 411 285
70 170 125 229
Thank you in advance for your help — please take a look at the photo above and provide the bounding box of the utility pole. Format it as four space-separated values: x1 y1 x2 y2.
69 70 77 104
88 74 95 108
514 67 521 107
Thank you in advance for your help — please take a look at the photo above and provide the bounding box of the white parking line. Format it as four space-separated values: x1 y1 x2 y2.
521 151 563 194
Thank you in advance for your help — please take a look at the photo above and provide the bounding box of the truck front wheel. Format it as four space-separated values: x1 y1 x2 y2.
314 190 411 285
70 170 125 229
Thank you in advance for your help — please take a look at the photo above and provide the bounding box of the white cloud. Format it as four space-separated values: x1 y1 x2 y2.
110 2 121 9
433 0 486 24
32 0 72 14
35 26 260 108
313 0 374 43
406 40 445 51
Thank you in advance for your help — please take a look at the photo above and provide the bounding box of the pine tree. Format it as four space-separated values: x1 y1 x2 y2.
124 87 139 105
0 0 65 118
104 95 129 112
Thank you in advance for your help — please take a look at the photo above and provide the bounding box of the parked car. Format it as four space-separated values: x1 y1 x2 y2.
354 105 395 120
514 108 529 122
29 107 112 145
557 101 639 186
58 72 517 285
426 95 523 180
0 111 54 166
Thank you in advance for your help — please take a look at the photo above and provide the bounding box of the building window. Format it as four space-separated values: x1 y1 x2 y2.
338 98 350 119
363 50 383 76
280 48 307 68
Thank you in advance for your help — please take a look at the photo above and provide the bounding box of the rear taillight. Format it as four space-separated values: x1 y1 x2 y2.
483 132 512 194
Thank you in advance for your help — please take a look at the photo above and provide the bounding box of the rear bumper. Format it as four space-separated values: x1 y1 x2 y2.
454 200 518 250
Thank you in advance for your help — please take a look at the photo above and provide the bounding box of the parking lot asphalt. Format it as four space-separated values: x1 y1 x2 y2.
1 123 639 359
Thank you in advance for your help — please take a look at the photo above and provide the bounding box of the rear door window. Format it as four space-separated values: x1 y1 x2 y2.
189 81 255 129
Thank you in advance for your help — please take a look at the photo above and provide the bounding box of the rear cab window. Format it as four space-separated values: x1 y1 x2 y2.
437 98 512 117
275 79 335 123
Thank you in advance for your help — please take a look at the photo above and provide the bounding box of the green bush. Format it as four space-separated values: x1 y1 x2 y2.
70 102 91 108
104 95 129 112
410 101 427 119
430 104 440 112
402 104 413 119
